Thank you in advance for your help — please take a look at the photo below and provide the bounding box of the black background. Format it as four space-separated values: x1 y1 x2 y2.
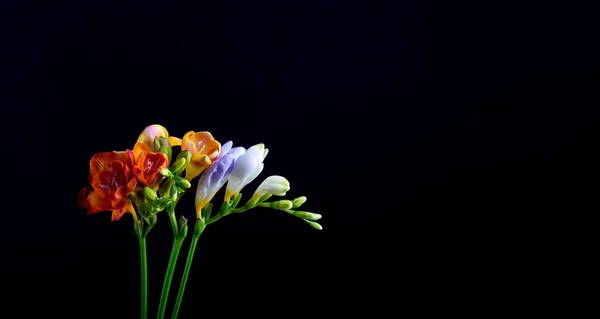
1 1 599 317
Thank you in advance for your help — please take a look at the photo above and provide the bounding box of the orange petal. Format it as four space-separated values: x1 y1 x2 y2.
114 178 135 199
86 191 112 213
89 151 132 176
110 200 137 222
127 174 138 192
133 166 147 185
133 142 151 159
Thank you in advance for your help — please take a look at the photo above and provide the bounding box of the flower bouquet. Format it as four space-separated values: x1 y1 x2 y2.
78 124 322 318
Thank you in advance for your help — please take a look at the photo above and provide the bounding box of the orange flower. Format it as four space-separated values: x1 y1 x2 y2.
181 131 221 181
79 151 138 222
132 143 169 189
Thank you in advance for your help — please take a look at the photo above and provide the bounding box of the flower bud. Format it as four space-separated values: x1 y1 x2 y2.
172 157 187 175
176 177 191 189
155 136 172 163
293 211 321 221
160 168 172 177
170 183 179 201
304 220 323 230
175 150 192 168
178 215 188 239
253 175 290 198
270 200 293 210
159 178 174 198
143 187 157 202
152 137 162 152
291 196 307 208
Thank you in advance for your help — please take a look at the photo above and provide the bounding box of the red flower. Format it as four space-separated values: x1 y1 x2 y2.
79 151 138 222
132 142 169 189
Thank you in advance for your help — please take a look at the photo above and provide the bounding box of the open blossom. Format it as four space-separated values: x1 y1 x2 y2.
78 151 138 222
195 141 245 219
133 148 168 190
224 143 268 202
181 131 222 181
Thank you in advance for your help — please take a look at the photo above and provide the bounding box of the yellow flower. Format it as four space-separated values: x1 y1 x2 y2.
181 131 221 181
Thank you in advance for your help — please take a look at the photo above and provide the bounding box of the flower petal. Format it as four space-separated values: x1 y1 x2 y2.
111 200 137 222
86 191 112 213
133 142 151 159
168 136 182 146
137 124 169 147
184 154 212 181
89 151 133 176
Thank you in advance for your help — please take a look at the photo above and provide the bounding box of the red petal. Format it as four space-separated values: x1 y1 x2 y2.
111 200 137 222
86 191 112 213
126 176 137 193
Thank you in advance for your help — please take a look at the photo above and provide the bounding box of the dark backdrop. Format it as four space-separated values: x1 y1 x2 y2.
1 1 598 317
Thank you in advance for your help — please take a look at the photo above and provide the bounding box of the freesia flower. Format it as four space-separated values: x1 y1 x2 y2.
181 131 222 181
195 141 245 219
133 150 169 190
252 175 290 199
78 151 138 222
136 124 182 151
224 143 268 202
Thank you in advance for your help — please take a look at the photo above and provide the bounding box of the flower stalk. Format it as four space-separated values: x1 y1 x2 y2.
156 204 188 319
171 219 206 319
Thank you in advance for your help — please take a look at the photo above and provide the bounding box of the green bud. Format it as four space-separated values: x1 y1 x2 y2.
291 196 307 208
178 215 188 229
158 178 173 198
294 211 321 221
304 220 323 230
180 179 191 189
174 175 191 189
143 187 157 202
176 150 192 165
160 146 170 163
152 137 161 153
170 183 179 202
270 200 293 210
156 136 172 163
160 168 172 177
172 157 187 175
178 216 188 239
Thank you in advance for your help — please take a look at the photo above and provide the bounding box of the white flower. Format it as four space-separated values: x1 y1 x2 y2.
224 143 268 201
253 175 290 199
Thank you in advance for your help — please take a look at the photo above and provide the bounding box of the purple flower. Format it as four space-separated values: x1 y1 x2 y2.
194 141 245 219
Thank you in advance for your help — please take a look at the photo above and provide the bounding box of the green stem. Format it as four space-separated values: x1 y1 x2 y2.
157 205 185 319
139 236 148 319
171 221 206 319
157 238 184 319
